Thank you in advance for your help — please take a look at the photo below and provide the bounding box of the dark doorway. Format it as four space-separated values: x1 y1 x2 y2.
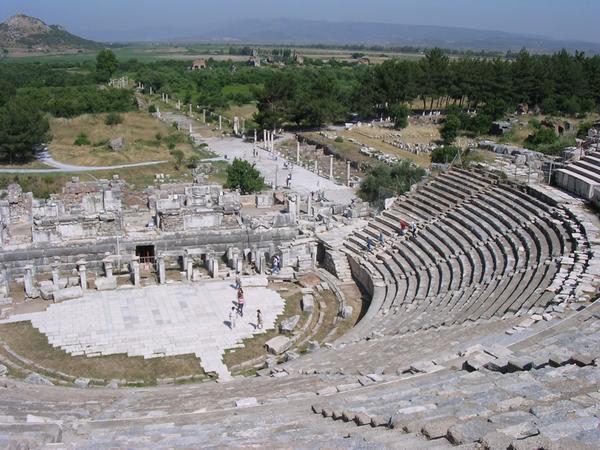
136 245 155 264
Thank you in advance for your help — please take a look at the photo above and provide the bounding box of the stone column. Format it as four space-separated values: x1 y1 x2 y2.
51 260 60 287
241 117 245 134
186 258 193 281
307 194 313 217
130 257 140 287
310 242 318 269
189 123 193 135
218 115 222 130
296 140 300 164
189 104 192 115
202 109 206 124
156 106 161 118
77 260 87 292
104 259 113 279
314 159 318 175
347 161 351 187
254 129 257 144
210 258 219 279
24 265 35 297
263 129 267 148
149 86 153 95
157 255 166 284
329 155 334 180
259 254 266 275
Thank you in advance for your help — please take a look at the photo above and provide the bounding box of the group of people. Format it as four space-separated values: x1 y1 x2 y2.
366 222 417 253
228 274 263 330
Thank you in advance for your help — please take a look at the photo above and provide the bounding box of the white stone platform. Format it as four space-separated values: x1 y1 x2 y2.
0 278 285 381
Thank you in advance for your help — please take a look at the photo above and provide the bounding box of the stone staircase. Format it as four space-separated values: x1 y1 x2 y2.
323 249 353 283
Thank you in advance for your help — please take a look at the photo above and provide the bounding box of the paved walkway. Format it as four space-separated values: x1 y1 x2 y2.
1 279 285 381
0 148 169 174
159 111 356 203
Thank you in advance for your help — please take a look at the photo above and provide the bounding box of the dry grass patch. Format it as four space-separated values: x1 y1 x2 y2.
223 284 305 370
49 112 195 166
0 322 205 385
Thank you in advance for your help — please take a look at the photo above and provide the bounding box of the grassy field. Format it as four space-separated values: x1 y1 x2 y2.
1 43 432 64
0 322 205 385
49 112 195 166
0 161 195 198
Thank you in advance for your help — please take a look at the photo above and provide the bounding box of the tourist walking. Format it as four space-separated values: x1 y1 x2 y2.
379 231 385 246
229 307 236 329
256 309 263 329
237 288 245 317
235 273 242 290
366 237 373 253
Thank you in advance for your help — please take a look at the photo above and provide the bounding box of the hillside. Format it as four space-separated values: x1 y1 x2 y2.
0 14 102 53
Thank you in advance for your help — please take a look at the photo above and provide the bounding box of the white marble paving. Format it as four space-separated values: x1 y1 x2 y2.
2 279 285 381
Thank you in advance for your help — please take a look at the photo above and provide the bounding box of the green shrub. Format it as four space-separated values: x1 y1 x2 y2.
105 112 123 126
73 132 91 146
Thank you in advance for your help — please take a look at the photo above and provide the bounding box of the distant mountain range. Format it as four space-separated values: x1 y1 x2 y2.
174 18 600 54
0 14 102 52
2 14 599 55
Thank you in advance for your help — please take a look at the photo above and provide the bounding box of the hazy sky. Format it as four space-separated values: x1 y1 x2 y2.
2 0 599 43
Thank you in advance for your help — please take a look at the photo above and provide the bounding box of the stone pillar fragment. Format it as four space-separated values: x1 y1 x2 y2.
103 259 113 279
52 261 60 287
24 265 35 297
296 140 300 164
347 161 351 187
77 260 87 292
157 255 166 284
219 115 222 130
130 257 140 287
329 155 334 180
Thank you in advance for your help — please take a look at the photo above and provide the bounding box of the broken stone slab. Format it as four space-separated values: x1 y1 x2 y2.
421 416 459 439
24 373 54 386
370 415 391 428
485 358 510 373
481 431 513 450
74 378 90 388
284 351 299 362
463 351 496 371
321 407 333 418
548 353 571 367
447 418 497 444
570 353 595 367
94 277 117 291
354 413 372 426
316 386 337 396
39 282 55 301
366 373 383 383
279 315 300 333
109 136 125 151
508 434 553 450
507 358 534 372
301 294 314 313
52 286 83 303
235 397 258 408
408 360 438 374
336 383 361 392
264 336 291 355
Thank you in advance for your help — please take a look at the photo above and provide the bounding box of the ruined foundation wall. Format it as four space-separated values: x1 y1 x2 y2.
0 226 298 282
